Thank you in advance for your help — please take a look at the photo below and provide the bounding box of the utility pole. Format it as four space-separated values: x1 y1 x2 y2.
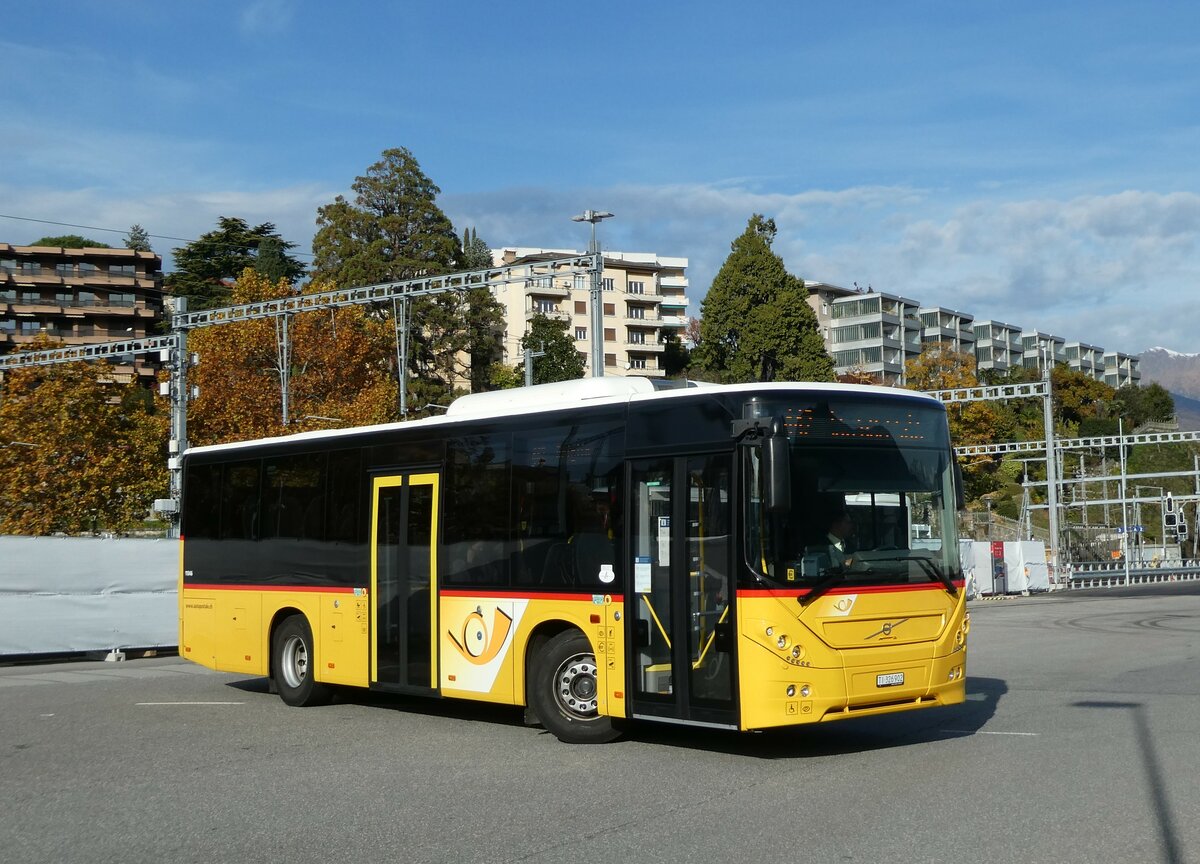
572 210 613 378
1041 342 1061 579
523 342 546 387
1119 418 1130 586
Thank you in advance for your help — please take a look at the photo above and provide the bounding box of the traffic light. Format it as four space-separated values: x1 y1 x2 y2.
1165 511 1178 528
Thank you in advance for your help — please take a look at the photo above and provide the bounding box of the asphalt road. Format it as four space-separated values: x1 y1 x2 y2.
2 582 1198 864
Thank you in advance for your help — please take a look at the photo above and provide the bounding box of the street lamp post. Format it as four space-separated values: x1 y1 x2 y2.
572 209 614 378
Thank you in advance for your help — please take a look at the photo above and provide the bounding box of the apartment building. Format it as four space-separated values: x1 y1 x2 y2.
492 247 689 378
918 306 976 354
1 243 164 381
1064 341 1105 381
972 320 1024 374
805 272 1147 390
826 291 923 385
1103 351 1142 388
1020 331 1067 374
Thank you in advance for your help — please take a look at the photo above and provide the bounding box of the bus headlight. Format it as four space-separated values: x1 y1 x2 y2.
800 685 811 698
776 634 788 649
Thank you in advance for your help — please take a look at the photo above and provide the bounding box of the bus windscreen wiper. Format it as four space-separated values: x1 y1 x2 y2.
857 553 958 597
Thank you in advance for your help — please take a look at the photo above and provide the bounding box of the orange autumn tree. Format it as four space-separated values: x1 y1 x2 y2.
0 341 169 534
186 270 400 446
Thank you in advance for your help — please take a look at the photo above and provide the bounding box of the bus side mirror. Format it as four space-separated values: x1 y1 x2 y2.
953 462 965 511
764 426 791 514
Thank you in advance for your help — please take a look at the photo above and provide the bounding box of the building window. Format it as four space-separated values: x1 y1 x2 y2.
20 262 41 276
629 332 646 345
20 320 42 334
56 263 74 277
601 278 614 292
574 300 587 315
629 357 647 369
109 293 134 307
78 291 97 306
55 291 73 305
575 327 587 341
76 324 95 337
628 306 645 320
603 328 616 342
532 299 557 314
604 353 617 367
603 303 615 316
628 280 645 295
20 291 41 304
109 264 135 277
78 262 97 276
0 259 15 274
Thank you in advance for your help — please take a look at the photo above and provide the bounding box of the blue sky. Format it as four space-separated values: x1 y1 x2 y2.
4 0 1199 354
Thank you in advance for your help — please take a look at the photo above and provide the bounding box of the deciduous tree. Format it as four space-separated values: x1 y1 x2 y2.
30 235 109 248
187 270 398 445
0 341 168 534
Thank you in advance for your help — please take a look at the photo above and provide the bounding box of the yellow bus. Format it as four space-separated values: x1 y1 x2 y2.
179 377 968 743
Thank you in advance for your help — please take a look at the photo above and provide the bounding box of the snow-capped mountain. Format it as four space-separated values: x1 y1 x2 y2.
1139 347 1200 401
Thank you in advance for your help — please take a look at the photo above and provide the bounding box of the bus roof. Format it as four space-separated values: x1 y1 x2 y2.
184 377 941 457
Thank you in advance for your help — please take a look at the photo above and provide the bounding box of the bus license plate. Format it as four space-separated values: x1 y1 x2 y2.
876 672 905 687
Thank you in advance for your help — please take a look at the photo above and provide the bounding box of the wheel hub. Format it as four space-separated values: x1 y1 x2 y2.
554 653 599 718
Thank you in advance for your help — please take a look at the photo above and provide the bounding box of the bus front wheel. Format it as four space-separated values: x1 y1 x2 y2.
272 615 331 707
529 630 620 744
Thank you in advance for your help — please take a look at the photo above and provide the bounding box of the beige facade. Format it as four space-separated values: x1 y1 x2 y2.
1 243 164 381
492 247 689 377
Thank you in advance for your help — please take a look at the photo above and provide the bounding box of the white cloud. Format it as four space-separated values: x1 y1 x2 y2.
447 183 1200 355
240 0 294 37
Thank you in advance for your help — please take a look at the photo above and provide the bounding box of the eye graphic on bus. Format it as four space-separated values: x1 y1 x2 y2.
448 607 514 665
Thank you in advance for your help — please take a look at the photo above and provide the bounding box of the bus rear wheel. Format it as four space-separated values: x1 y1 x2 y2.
272 615 331 707
530 630 620 744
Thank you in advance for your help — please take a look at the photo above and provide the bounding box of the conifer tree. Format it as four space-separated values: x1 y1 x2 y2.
694 215 834 383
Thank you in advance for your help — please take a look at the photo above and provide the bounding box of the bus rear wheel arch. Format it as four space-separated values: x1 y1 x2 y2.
528 629 620 744
271 614 332 707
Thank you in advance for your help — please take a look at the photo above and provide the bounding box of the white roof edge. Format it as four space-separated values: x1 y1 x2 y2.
186 379 940 456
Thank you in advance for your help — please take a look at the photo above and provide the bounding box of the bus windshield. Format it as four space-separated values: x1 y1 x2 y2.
744 397 961 595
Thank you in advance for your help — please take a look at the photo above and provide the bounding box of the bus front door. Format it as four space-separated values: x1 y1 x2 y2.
628 456 737 729
371 472 439 693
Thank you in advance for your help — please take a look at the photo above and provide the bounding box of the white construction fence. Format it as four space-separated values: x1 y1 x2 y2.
0 536 178 656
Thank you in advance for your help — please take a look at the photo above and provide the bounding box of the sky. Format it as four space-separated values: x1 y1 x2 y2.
3 0 1199 355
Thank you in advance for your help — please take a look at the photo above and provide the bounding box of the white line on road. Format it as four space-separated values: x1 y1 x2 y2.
136 701 244 706
944 729 1040 736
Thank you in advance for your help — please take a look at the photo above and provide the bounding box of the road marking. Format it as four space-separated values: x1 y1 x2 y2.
136 701 244 706
945 729 1039 736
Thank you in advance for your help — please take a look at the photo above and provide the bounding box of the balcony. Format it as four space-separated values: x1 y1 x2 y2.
525 306 571 323
624 340 665 353
524 280 571 299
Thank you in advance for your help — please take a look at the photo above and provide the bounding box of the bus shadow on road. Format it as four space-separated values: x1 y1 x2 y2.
222 675 1007 758
610 676 1009 759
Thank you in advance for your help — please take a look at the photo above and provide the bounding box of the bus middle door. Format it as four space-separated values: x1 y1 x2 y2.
628 455 737 729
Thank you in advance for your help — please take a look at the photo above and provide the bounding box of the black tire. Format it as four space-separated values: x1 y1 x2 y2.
272 615 331 707
529 630 620 744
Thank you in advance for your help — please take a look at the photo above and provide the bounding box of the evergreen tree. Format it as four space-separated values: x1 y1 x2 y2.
312 147 460 287
312 148 484 403
516 314 586 385
460 227 494 270
455 228 505 392
694 215 834 383
124 224 153 252
166 217 305 309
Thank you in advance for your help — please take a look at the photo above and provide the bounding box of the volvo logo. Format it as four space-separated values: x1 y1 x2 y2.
866 618 910 640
